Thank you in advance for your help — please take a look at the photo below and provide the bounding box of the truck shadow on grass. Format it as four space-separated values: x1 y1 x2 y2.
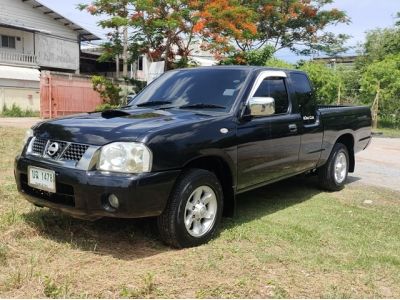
22 175 329 260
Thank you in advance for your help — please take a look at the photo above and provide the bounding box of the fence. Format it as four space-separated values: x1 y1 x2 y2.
40 71 102 118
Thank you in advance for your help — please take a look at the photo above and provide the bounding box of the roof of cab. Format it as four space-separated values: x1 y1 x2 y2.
173 65 305 75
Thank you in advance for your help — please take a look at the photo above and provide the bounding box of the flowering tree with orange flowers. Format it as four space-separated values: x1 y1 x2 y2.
237 0 349 55
80 0 256 70
80 0 349 69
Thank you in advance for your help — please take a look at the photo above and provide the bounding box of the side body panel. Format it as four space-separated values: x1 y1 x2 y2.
317 106 372 168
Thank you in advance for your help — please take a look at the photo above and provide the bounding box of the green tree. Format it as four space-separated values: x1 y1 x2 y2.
299 61 342 104
265 58 293 69
361 28 400 63
220 45 274 65
81 0 255 70
79 0 132 77
360 54 400 127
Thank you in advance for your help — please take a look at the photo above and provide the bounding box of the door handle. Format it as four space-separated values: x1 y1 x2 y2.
288 124 298 133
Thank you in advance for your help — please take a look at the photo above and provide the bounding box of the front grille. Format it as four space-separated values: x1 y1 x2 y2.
32 138 47 155
29 138 89 162
61 144 90 161
20 174 75 207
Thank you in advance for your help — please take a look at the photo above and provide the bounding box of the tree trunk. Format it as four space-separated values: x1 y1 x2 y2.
115 54 120 79
122 26 128 77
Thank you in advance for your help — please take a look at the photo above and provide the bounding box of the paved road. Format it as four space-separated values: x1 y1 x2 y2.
0 117 42 128
351 137 400 191
1 117 398 191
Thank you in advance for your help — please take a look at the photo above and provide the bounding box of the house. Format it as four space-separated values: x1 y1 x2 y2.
313 55 358 69
81 38 217 84
0 0 100 113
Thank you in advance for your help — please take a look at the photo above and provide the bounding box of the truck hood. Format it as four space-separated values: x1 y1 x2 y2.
33 108 215 145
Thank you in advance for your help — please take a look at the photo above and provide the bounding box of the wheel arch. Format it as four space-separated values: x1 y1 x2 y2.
183 155 236 217
335 133 355 172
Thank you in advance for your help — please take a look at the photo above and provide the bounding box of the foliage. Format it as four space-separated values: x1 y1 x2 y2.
360 28 400 64
299 61 342 104
78 1 130 64
80 1 349 68
126 78 147 94
1 104 39 118
91 75 122 105
360 54 400 121
265 58 294 69
220 46 274 66
94 103 120 112
81 0 255 70
235 0 349 55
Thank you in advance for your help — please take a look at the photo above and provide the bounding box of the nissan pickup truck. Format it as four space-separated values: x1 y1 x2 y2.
15 66 372 248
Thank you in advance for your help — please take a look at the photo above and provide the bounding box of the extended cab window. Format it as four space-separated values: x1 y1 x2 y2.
290 73 316 124
253 77 289 114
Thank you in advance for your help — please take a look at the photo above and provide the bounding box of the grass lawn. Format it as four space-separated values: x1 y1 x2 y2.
1 127 400 298
373 127 400 138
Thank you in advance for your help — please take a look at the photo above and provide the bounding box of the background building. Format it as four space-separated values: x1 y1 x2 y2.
0 0 99 113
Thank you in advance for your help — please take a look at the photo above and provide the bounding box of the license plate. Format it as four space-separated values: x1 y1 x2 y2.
28 166 56 193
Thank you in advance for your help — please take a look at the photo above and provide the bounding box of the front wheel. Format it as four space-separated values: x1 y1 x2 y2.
157 169 223 248
318 143 349 191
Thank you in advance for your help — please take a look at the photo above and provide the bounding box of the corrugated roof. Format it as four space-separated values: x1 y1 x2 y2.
21 0 100 41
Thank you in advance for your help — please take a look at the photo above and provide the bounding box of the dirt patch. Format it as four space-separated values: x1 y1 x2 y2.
0 117 42 129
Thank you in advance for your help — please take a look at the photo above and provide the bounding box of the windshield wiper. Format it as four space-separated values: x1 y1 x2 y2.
136 101 172 107
179 103 226 109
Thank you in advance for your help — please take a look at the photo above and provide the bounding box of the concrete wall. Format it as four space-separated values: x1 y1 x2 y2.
35 33 80 71
0 87 40 112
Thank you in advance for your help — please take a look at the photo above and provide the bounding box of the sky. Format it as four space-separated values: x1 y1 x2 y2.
39 0 400 63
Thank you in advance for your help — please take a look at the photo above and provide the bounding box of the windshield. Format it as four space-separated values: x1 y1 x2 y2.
129 68 250 112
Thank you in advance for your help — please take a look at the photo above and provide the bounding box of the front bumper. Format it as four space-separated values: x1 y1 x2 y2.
14 155 180 220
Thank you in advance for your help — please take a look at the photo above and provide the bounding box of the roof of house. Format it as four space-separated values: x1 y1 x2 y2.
20 0 100 41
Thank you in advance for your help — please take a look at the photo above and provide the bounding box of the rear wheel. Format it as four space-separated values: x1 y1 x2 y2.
157 169 223 248
318 143 349 191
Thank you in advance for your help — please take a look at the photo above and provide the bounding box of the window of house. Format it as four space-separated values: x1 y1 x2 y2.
1 35 16 49
254 77 289 114
138 56 144 71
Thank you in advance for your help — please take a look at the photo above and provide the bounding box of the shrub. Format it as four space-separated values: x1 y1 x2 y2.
94 103 120 112
91 75 122 105
1 104 39 117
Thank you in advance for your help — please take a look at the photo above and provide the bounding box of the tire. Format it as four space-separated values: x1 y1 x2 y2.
318 143 349 191
157 169 223 248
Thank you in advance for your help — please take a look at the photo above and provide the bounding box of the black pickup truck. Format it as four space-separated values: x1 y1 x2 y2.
15 66 372 248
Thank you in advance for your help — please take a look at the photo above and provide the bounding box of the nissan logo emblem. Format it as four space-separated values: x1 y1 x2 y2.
47 142 60 157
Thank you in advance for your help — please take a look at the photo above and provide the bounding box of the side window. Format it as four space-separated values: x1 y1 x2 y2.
138 56 144 71
1 35 16 49
290 73 316 124
253 77 289 114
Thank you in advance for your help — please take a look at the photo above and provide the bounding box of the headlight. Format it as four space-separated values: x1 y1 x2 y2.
98 142 152 173
23 129 34 144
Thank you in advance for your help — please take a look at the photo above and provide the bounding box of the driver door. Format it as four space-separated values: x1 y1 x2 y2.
237 71 302 191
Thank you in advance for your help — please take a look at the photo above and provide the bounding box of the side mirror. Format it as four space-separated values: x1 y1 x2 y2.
248 97 275 117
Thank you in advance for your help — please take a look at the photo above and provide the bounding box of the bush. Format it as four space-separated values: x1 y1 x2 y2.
299 61 342 104
94 103 120 112
91 75 122 106
1 104 39 117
